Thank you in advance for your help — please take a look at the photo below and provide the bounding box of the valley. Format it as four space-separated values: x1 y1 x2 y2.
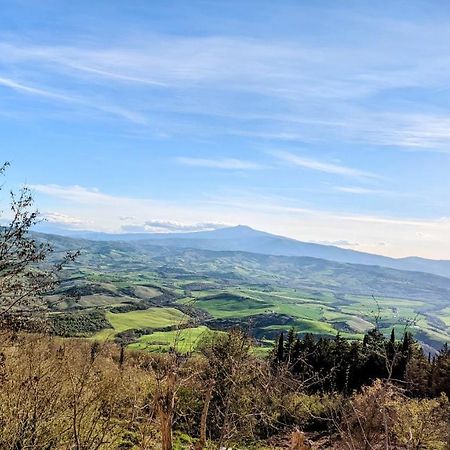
43 227 450 353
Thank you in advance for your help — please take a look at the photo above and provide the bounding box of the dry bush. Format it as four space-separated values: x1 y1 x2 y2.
338 380 397 449
282 392 341 431
198 330 277 445
0 334 72 448
0 333 157 449
337 379 450 450
391 393 450 450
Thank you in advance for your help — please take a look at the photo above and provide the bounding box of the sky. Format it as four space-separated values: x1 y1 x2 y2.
1 0 450 259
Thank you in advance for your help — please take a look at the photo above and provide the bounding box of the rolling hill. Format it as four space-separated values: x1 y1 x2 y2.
34 229 450 352
51 225 450 278
38 230 450 305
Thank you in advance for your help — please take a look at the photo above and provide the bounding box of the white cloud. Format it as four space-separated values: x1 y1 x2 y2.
227 111 450 153
43 212 91 228
121 220 227 233
321 112 450 152
119 215 137 221
313 239 360 247
29 184 228 234
272 151 378 179
176 157 264 170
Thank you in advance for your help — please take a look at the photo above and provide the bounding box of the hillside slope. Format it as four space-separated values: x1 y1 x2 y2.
36 231 450 350
52 225 450 278
38 231 450 305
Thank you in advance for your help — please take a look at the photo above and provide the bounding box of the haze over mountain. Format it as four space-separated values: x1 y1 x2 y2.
44 225 450 279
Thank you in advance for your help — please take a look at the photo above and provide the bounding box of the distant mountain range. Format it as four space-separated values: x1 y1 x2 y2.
43 225 450 279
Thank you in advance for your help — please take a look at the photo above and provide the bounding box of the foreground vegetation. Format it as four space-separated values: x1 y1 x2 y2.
0 329 448 449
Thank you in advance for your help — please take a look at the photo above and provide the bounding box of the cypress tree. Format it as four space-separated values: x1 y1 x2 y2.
291 338 301 373
387 328 396 362
397 332 413 379
284 327 295 363
276 332 284 363
390 328 395 345
119 344 125 368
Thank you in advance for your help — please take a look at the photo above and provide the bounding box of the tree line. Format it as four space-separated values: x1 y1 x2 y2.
272 327 450 398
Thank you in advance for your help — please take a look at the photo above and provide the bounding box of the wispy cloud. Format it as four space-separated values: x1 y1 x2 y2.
315 112 450 152
272 151 378 179
63 62 167 87
0 75 147 124
176 157 264 170
227 111 450 153
205 192 447 228
367 114 450 152
30 184 115 204
335 186 395 196
3 33 450 149
0 76 75 101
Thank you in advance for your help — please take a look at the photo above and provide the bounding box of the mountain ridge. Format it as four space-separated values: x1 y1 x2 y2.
41 225 450 279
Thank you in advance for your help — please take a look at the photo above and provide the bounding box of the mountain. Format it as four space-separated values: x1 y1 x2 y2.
51 225 450 279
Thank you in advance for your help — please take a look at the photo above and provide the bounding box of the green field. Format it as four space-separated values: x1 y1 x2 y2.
90 307 188 340
262 319 336 335
186 291 364 337
192 294 273 318
82 285 449 349
440 307 450 328
107 307 187 331
77 282 449 350
128 326 218 352
189 292 329 320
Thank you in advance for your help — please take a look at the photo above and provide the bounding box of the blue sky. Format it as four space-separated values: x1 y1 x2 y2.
1 0 450 258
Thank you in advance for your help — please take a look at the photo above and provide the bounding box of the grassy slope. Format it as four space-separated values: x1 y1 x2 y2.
107 307 187 332
90 307 187 340
440 307 450 328
128 326 219 352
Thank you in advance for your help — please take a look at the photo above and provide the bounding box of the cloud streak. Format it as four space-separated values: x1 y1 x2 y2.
176 157 264 170
0 76 81 104
30 184 115 204
0 75 147 124
272 151 378 179
335 186 399 196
